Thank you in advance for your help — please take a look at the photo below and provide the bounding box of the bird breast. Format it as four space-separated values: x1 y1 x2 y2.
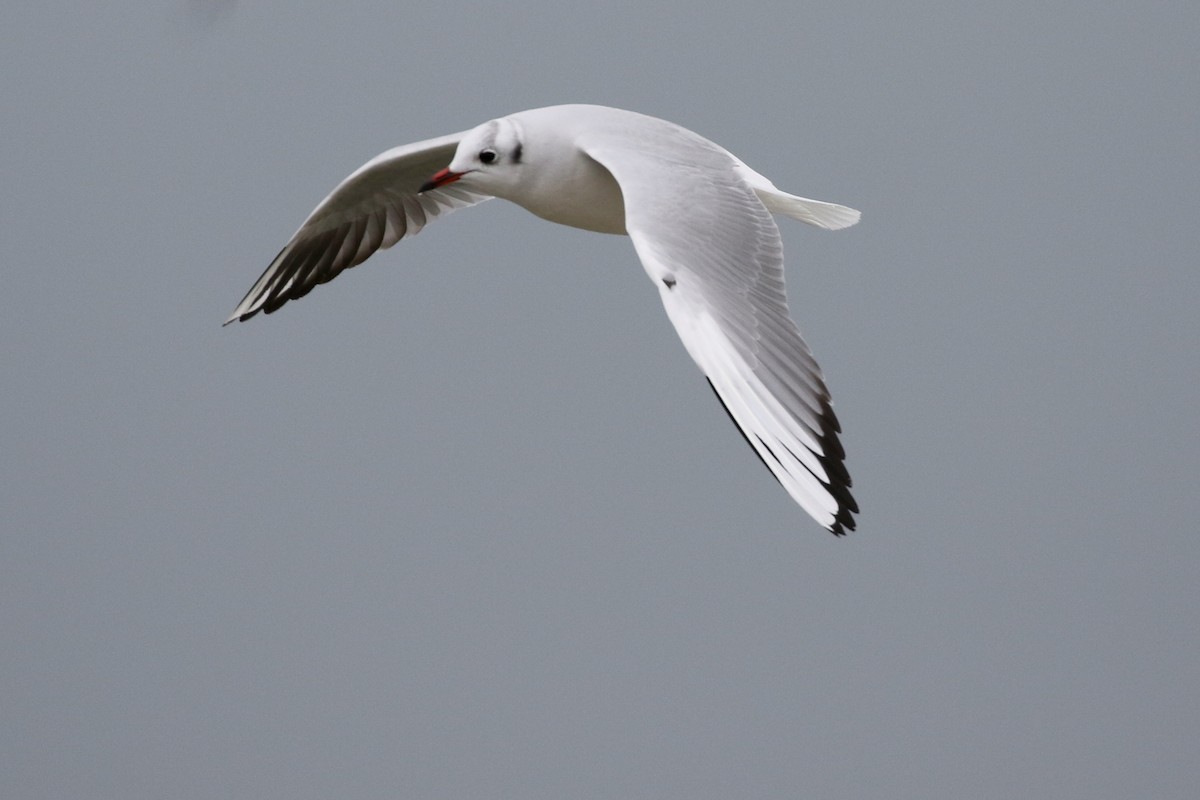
511 148 627 235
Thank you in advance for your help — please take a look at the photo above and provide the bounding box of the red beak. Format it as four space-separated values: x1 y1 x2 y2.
419 167 464 193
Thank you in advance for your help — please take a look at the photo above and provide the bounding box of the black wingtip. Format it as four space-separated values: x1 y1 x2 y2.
828 504 857 537
705 378 858 536
816 394 858 535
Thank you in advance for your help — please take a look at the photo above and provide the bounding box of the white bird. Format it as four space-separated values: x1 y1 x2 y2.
227 104 860 534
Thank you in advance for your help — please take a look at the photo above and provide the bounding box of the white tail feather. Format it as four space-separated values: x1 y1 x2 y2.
757 191 861 230
734 162 861 230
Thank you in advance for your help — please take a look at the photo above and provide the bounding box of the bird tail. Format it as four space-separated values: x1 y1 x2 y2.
757 190 861 230
734 163 861 230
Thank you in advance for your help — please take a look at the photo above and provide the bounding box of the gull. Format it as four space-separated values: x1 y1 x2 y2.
226 104 860 534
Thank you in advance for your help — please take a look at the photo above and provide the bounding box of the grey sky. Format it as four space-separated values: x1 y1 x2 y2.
3 2 1198 798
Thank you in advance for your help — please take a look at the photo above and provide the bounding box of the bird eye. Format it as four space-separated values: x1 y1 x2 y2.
478 149 498 164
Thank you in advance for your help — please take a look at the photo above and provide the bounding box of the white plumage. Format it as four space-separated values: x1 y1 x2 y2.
227 105 860 533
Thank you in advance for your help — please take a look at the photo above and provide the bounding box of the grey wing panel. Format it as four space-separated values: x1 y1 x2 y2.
226 133 490 323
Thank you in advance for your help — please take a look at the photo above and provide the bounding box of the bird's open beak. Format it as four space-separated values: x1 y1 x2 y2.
418 167 465 193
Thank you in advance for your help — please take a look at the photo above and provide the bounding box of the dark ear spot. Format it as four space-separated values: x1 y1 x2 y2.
661 274 676 289
512 142 523 164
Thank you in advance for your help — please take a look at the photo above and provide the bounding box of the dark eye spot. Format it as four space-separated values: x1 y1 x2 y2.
478 149 497 164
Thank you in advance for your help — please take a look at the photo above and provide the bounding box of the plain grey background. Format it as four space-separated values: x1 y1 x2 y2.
4 2 1198 798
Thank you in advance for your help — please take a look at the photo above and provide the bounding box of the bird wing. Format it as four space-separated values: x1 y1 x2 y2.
225 131 490 324
580 126 857 533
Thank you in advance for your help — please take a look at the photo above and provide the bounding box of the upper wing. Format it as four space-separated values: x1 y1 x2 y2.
225 131 491 324
581 128 857 533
